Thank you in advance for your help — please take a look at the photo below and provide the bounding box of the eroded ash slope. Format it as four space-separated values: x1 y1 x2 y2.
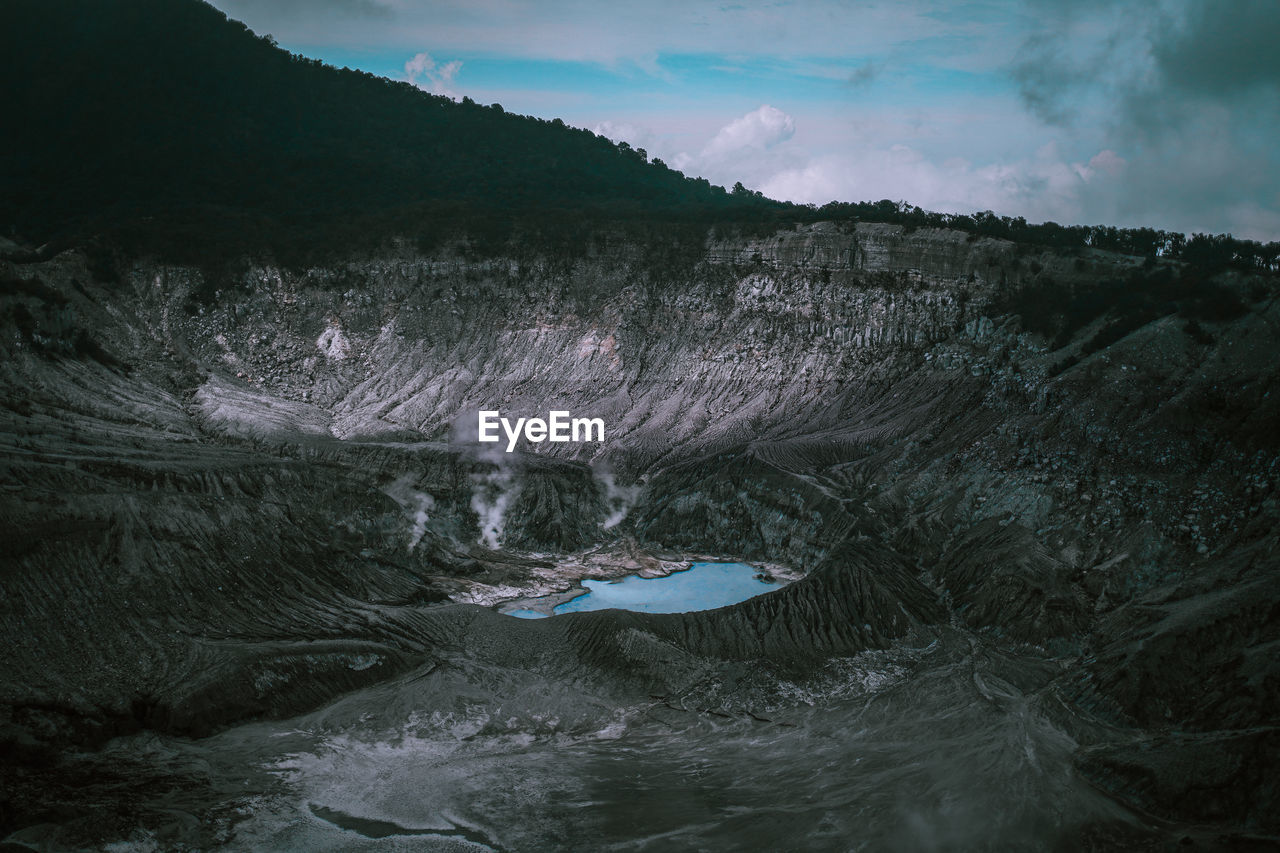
2 222 1278 842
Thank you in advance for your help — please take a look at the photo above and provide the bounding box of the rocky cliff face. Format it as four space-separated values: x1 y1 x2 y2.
2 222 1278 847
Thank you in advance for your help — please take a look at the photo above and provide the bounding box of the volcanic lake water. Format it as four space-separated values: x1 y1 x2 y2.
503 562 783 619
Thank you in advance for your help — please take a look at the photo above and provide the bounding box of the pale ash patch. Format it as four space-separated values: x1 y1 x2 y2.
577 330 621 370
316 324 351 362
213 332 244 369
772 650 916 706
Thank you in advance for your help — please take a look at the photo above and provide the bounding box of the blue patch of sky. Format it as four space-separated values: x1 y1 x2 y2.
272 41 1010 117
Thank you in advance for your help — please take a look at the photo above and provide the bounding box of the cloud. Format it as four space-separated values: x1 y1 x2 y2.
594 107 1130 232
665 106 807 191
1007 0 1280 135
1009 32 1092 126
1152 0 1280 96
1087 149 1125 177
403 52 463 98
758 140 1124 225
594 106 801 189
1001 0 1280 238
846 61 879 89
701 105 795 158
591 120 657 152
209 0 1280 240
600 107 1145 235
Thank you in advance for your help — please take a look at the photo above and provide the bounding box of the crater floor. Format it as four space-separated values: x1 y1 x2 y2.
2 225 1278 849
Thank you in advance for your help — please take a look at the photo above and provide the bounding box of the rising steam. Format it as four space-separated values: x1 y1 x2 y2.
382 474 436 552
451 408 523 549
594 463 641 530
470 460 520 549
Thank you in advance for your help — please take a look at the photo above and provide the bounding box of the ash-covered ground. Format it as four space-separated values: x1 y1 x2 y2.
2 223 1279 850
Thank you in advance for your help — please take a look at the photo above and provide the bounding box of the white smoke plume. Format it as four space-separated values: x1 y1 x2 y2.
382 474 436 552
451 408 523 550
594 463 641 531
470 465 518 549
403 51 462 99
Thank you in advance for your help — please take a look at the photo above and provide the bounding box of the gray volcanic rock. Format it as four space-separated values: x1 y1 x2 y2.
2 222 1279 847
936 518 1087 642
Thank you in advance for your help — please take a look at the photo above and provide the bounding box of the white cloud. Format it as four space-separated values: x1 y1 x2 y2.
596 106 806 191
701 105 795 158
403 51 462 98
1087 149 1126 177
593 101 1280 238
591 120 657 152
759 140 1128 226
598 105 1099 224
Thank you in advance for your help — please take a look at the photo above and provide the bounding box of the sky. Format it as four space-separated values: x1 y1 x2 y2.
209 0 1280 241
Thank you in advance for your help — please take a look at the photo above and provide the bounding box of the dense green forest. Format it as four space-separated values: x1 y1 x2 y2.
0 0 780 263
1 0 1277 273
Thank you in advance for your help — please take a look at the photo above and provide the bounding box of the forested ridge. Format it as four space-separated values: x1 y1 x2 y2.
2 0 1277 273
0 0 778 262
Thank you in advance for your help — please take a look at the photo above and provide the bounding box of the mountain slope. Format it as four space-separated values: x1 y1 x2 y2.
0 0 774 251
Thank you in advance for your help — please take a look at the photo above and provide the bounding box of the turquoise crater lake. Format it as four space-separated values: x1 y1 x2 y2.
504 562 783 619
